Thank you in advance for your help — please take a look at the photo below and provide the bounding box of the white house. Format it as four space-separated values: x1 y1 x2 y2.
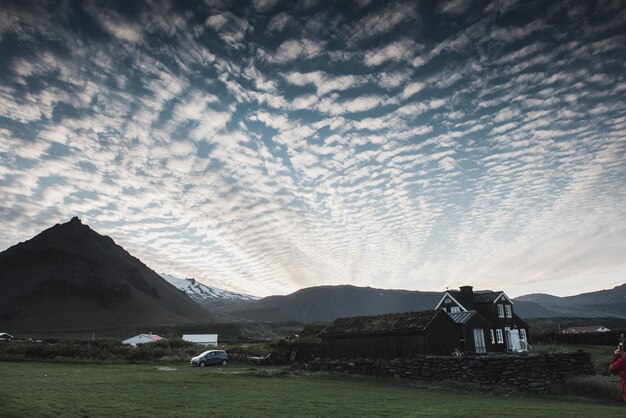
122 333 164 346
182 334 218 346
0 332 14 341
561 325 611 334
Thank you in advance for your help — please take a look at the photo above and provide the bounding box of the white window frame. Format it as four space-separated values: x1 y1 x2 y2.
497 304 504 318
495 329 504 344
490 329 495 344
450 306 460 313
520 328 527 341
505 305 512 318
445 298 451 304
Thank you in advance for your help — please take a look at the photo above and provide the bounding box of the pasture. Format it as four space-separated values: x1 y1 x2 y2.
0 361 624 417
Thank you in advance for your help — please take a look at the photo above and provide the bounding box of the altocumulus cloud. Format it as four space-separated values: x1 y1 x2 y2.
0 0 625 297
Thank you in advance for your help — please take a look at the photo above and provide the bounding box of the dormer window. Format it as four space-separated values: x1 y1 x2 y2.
497 304 504 318
505 305 512 318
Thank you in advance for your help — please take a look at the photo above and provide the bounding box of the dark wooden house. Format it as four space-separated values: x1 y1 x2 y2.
435 286 530 353
319 310 460 359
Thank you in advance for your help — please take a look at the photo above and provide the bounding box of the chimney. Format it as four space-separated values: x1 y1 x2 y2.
459 286 473 297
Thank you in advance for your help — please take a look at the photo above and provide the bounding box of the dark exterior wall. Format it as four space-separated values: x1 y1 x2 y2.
320 311 461 359
320 334 427 359
425 311 462 355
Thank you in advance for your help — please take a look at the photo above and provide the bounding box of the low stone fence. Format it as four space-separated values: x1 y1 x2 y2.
292 352 593 392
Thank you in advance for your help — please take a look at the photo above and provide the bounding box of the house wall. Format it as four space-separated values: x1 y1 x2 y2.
321 334 428 359
122 335 152 345
320 312 460 359
425 311 462 355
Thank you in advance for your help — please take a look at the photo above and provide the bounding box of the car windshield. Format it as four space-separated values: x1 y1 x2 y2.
198 351 211 357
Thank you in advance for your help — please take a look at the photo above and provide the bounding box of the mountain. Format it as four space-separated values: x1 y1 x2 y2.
0 217 213 333
207 283 626 324
160 273 258 303
515 284 626 318
214 285 445 323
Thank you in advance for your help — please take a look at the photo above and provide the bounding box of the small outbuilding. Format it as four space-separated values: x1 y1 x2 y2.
319 310 460 360
562 325 611 334
182 334 218 346
0 332 14 341
122 333 164 346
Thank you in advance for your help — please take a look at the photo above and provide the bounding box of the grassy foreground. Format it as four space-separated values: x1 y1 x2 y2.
0 362 624 417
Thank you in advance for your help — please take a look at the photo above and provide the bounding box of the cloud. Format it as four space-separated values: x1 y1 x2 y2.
83 3 142 43
364 38 418 66
438 0 472 16
350 2 417 41
283 71 362 95
253 0 281 13
0 0 624 299
400 81 424 99
271 38 323 63
205 12 251 48
266 12 294 32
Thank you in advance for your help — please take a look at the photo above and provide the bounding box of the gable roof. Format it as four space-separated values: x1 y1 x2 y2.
140 333 163 341
436 289 514 311
122 333 164 343
474 291 513 304
447 310 478 325
319 310 439 337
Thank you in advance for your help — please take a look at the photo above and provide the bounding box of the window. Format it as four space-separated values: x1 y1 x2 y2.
445 298 451 304
497 304 504 318
520 328 527 341
495 329 504 343
451 306 460 313
490 329 495 344
505 305 512 318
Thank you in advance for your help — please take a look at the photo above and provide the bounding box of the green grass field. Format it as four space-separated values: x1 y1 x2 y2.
0 362 624 417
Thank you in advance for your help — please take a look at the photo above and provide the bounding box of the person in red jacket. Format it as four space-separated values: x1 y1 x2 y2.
609 343 626 402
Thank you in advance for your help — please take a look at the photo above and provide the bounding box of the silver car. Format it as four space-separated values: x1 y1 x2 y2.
190 350 228 367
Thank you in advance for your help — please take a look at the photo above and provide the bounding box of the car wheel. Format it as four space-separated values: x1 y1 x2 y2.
221 359 228 366
199 361 206 368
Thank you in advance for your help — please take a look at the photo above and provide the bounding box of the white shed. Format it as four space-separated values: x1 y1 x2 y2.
122 333 164 346
182 334 218 346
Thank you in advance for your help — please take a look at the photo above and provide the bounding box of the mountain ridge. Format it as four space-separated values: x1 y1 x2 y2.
0 217 212 332
160 273 258 303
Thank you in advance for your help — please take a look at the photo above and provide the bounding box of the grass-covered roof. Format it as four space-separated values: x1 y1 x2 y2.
319 310 437 337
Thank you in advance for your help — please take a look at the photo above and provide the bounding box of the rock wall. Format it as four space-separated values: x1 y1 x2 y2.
293 352 593 392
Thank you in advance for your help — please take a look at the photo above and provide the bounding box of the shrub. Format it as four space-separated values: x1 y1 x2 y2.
551 375 624 403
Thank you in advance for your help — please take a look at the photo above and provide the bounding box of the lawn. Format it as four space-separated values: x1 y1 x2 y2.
0 361 624 417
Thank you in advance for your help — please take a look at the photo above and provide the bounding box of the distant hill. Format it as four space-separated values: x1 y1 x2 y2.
0 217 213 334
515 284 626 318
211 285 445 323
204 283 626 324
160 273 258 303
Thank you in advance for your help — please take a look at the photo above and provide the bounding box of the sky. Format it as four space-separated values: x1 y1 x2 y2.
0 0 625 298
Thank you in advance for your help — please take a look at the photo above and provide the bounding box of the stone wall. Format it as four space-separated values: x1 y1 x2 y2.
293 352 593 392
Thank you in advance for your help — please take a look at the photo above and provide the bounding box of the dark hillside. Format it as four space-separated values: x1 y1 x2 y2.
215 285 444 323
0 217 212 333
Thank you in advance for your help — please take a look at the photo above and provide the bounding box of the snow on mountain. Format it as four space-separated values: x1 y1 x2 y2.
160 273 258 302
